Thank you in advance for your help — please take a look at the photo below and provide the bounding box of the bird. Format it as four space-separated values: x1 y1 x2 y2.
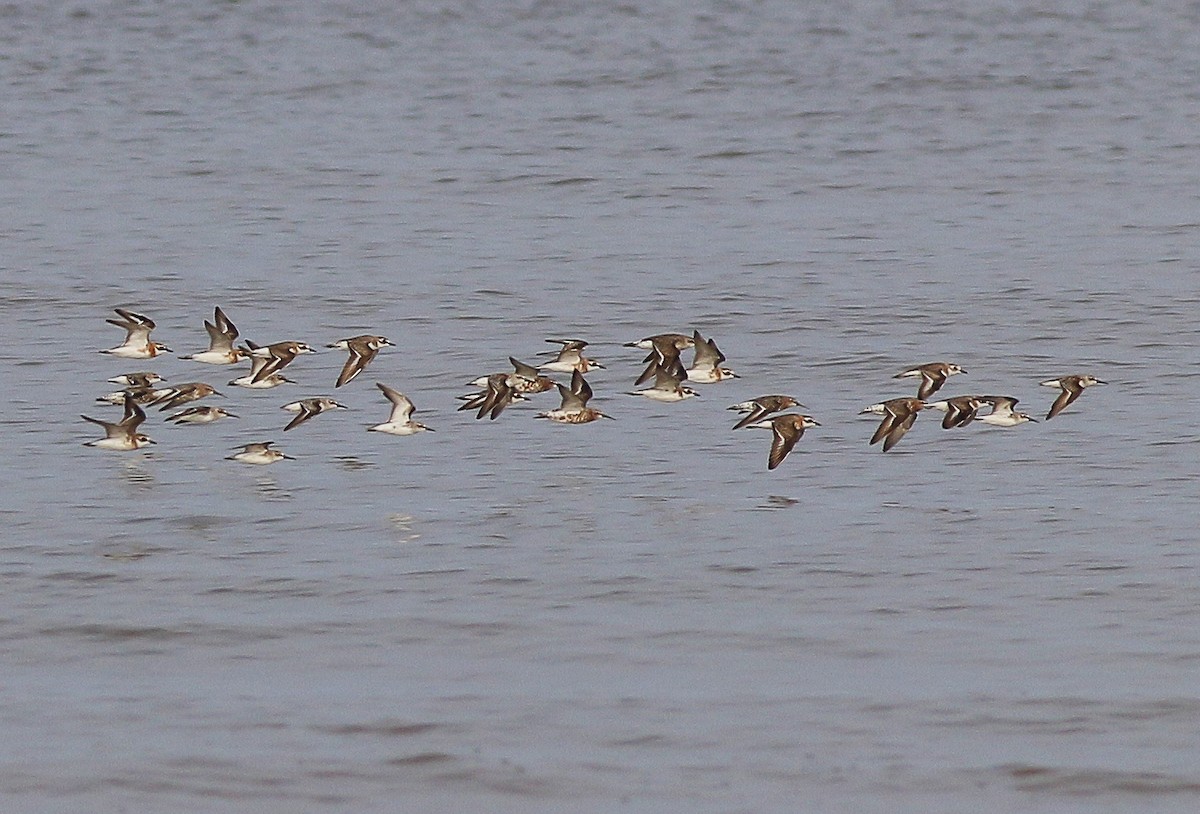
95 385 168 406
328 334 393 388
978 396 1038 427
536 369 611 424
1041 375 1106 420
506 357 557 393
627 368 699 402
868 398 925 451
99 308 171 359
458 373 522 420
368 383 433 435
894 362 965 399
746 413 820 470
729 395 805 430
82 393 155 451
685 329 738 383
227 441 292 465
281 397 348 431
625 333 694 385
924 395 987 429
166 405 238 424
107 372 166 387
179 306 247 365
247 340 315 384
538 338 605 373
150 382 222 411
228 342 295 389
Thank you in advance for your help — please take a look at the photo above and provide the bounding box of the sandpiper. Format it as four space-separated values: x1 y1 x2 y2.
247 340 315 384
1041 375 1106 420
747 413 819 470
685 329 738 383
96 385 169 406
166 405 238 424
729 395 805 430
458 373 521 420
227 441 292 465
536 369 611 424
281 397 348 431
894 362 965 399
150 382 222 411
82 393 155 451
868 397 925 451
979 396 1038 427
506 357 556 393
329 334 393 388
627 368 698 402
539 338 605 373
100 308 171 359
924 395 987 429
228 343 295 389
179 306 248 365
369 383 433 435
107 372 166 388
626 333 694 385
624 332 695 354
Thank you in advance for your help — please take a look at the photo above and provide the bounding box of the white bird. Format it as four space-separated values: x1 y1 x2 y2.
369 383 433 435
82 393 155 451
227 441 293 465
99 308 171 359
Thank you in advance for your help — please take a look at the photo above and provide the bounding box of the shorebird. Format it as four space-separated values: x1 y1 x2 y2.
179 306 247 365
458 373 521 420
536 369 611 424
166 405 238 424
625 333 694 385
150 382 222 411
82 393 155 451
107 372 166 388
227 441 292 465
868 397 925 451
894 362 965 399
627 368 698 402
924 395 987 429
746 413 819 470
538 338 605 373
329 334 393 388
507 357 556 393
228 343 295 389
685 329 738 383
247 340 315 384
1041 375 1106 420
96 385 168 406
281 397 348 431
99 308 171 359
729 395 805 430
979 396 1038 427
368 383 433 435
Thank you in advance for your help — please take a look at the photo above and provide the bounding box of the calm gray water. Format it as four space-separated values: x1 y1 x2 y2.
3 1 1200 811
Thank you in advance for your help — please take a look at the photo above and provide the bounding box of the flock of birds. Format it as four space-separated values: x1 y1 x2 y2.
81 307 1108 470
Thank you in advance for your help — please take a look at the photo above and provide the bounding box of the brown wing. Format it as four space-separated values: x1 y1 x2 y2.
283 403 316 431
767 421 801 470
870 413 899 446
336 340 378 387
1045 383 1080 420
917 370 945 399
